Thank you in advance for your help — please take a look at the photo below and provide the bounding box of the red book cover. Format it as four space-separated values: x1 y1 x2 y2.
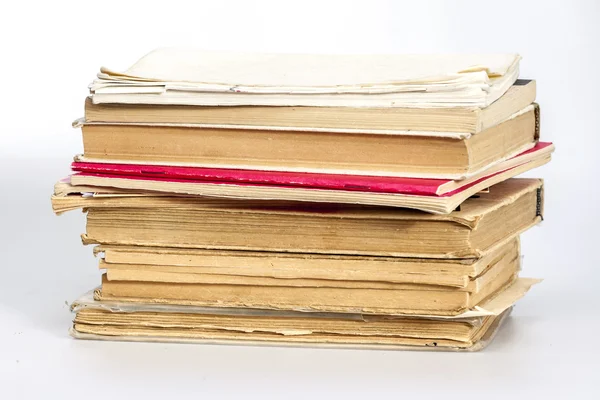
72 142 552 197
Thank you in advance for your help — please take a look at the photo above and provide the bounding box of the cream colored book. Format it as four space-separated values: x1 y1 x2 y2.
90 49 520 108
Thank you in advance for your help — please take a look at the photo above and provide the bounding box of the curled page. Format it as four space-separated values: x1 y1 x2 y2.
70 278 540 320
90 49 521 108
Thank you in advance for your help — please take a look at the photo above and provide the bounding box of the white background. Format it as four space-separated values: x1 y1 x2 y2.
1 0 599 398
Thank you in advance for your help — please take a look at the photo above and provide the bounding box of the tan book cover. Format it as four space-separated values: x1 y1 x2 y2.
70 278 540 351
76 103 539 179
97 254 518 315
72 308 510 351
72 179 543 258
65 141 552 214
96 238 519 288
84 80 536 135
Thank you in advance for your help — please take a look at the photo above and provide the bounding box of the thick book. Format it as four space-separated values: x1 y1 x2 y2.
90 49 521 108
96 238 519 289
71 278 539 350
84 80 536 135
53 178 544 258
75 103 539 179
67 142 553 214
101 239 518 290
72 307 511 351
97 239 519 315
98 255 516 315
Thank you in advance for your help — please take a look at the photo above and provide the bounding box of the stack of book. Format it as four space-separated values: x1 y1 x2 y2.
52 49 553 351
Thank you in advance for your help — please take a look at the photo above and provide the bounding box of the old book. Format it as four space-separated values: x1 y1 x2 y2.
90 49 521 108
72 307 507 351
72 312 509 351
100 234 520 315
84 80 535 135
68 142 553 213
100 248 518 316
72 278 539 350
71 179 543 258
76 104 539 179
101 239 517 289
54 156 547 215
71 285 539 351
97 248 518 315
96 238 519 288
72 308 506 350
94 274 537 315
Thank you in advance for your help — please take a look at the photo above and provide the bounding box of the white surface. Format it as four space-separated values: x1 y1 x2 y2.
1 0 599 399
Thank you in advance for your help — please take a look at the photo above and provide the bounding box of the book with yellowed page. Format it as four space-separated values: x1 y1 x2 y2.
97 241 519 315
76 97 539 180
65 142 553 214
87 236 524 316
70 277 539 351
52 178 543 259
95 238 520 289
72 307 512 351
84 80 535 135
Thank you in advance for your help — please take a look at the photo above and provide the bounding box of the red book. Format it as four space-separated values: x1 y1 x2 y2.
72 142 553 196
68 142 553 213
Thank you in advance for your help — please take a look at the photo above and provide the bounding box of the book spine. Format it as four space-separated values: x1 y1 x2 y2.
536 187 543 220
533 103 540 141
